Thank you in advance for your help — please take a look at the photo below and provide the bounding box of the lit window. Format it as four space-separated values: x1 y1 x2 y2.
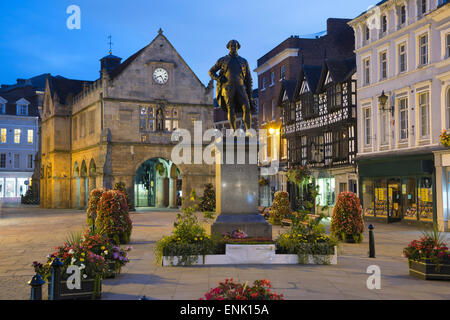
1 128 6 143
27 130 33 144
14 129 21 144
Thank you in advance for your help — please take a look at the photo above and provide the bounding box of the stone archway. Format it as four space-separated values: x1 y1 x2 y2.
134 157 181 208
73 162 80 209
89 159 97 193
80 160 88 209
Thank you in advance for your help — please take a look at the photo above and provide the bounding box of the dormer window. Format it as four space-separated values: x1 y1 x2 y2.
0 97 6 114
15 98 30 116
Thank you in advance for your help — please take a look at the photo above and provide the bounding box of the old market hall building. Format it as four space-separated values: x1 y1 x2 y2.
40 30 215 209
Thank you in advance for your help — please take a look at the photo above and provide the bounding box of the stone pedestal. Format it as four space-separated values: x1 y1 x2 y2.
211 136 272 239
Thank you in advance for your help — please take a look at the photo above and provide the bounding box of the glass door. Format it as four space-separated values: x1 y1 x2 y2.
388 178 402 222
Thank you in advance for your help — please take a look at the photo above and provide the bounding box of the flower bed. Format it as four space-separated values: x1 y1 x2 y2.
200 279 283 300
403 230 450 281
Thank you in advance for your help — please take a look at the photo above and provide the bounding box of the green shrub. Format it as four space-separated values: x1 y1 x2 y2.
330 191 364 243
269 191 291 225
200 183 215 212
95 190 133 245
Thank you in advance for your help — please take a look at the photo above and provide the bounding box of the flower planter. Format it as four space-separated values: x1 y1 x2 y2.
408 258 450 281
162 245 337 266
48 276 102 300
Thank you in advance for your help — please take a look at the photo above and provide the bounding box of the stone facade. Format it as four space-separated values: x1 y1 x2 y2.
40 30 215 209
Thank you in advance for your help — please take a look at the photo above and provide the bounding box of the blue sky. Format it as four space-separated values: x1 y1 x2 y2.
0 0 377 87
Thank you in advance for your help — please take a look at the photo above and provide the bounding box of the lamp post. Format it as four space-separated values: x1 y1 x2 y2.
378 90 394 117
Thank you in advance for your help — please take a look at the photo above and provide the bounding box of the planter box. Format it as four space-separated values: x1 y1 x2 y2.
408 259 450 281
162 245 337 266
48 277 102 300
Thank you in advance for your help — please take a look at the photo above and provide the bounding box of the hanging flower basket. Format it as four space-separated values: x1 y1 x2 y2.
287 166 311 185
440 130 450 147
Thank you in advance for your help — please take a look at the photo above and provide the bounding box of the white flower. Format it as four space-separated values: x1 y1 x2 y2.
104 250 108 255
71 257 76 264
68 249 74 255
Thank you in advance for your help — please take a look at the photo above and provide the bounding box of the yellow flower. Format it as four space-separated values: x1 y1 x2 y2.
199 237 203 241
194 237 198 241
81 252 85 256
80 258 85 262
101 246 105 250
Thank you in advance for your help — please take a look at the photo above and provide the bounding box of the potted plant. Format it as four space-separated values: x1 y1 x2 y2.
440 129 450 147
403 228 450 281
330 191 364 243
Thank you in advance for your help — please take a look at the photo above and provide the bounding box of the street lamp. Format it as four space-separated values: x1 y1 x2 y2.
378 90 394 116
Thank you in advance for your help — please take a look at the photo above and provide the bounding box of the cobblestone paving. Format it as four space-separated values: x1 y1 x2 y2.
0 205 449 300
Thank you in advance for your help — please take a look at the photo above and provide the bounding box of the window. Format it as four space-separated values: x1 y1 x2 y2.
88 111 95 135
0 103 5 114
419 91 430 138
400 5 406 25
380 111 389 145
27 154 33 169
419 34 428 66
327 84 342 111
280 66 286 80
270 72 275 86
73 117 78 140
447 88 450 129
381 15 387 34
399 98 408 141
365 25 370 41
363 58 370 85
0 154 6 168
271 99 276 120
399 43 407 73
262 78 266 90
281 138 287 159
14 154 19 169
419 0 427 15
446 34 450 58
380 51 387 80
27 130 33 144
17 104 28 116
267 135 272 158
1 128 6 143
14 129 21 144
363 108 371 146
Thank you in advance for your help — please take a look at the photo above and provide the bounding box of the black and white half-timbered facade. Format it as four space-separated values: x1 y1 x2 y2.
282 58 357 214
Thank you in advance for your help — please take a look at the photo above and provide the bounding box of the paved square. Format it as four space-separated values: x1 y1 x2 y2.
0 205 449 300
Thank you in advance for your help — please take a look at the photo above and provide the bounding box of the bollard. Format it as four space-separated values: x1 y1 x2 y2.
368 224 375 258
49 257 63 300
28 274 46 300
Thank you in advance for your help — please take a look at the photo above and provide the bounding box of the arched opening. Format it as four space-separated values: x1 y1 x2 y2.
80 160 88 209
73 162 80 208
134 157 181 208
89 159 97 192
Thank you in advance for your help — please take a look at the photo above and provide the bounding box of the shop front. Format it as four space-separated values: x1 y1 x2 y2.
358 153 435 225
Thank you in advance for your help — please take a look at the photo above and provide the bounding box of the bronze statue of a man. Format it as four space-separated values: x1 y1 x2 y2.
209 40 255 132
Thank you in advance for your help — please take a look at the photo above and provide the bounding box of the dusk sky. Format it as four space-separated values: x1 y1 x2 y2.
0 0 377 88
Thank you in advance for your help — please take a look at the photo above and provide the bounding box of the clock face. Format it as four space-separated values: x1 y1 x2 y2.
153 68 169 84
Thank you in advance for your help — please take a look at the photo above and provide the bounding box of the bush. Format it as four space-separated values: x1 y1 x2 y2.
330 191 364 243
113 182 131 209
200 183 215 212
269 191 291 225
87 188 105 227
200 278 284 300
95 190 133 245
155 189 219 266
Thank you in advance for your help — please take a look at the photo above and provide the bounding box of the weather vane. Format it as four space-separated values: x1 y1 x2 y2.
108 35 113 55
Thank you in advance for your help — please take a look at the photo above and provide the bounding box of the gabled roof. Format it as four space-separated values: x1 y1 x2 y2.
293 65 322 100
0 85 40 117
0 73 50 93
318 56 356 90
48 75 92 105
107 31 207 88
277 79 297 107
